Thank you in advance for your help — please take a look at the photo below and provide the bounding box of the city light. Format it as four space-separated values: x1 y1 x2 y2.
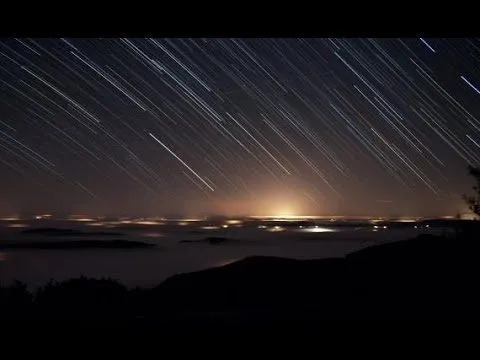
296 226 336 233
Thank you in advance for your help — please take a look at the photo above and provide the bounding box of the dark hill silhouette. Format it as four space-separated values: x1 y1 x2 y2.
2 233 480 328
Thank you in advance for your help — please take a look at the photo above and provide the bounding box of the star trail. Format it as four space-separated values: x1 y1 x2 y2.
1 38 480 217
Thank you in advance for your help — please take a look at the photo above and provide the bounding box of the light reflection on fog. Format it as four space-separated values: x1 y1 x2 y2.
0 215 449 288
296 226 336 233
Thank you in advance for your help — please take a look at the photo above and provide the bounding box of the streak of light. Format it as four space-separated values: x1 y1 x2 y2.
461 75 480 95
419 38 436 53
149 133 215 191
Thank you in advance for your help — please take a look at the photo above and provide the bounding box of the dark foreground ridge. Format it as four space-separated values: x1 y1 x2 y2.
0 239 155 249
2 234 480 327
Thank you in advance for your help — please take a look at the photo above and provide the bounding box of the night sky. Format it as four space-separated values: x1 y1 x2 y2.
1 38 479 217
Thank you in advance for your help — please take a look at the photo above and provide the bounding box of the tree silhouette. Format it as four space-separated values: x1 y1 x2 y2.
463 165 480 218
